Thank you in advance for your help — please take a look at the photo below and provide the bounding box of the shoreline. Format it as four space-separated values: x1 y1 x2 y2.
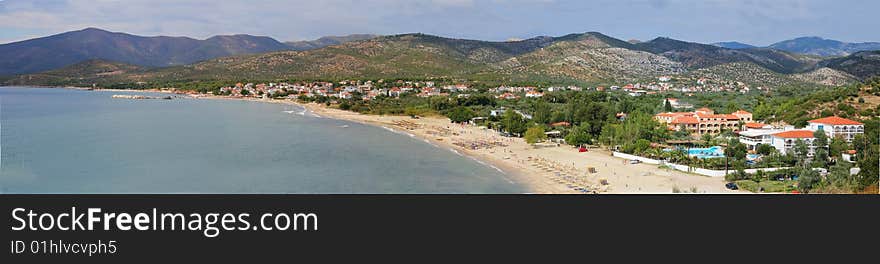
6 86 742 194
295 103 583 194
293 102 741 194
88 87 582 193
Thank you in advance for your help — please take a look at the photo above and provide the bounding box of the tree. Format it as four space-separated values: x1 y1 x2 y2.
672 129 691 140
565 124 593 146
725 102 738 114
812 129 829 168
532 100 552 125
447 107 475 123
619 111 669 146
599 124 620 149
756 144 776 155
854 133 879 190
663 99 673 112
339 101 352 110
628 139 652 155
404 106 424 117
524 126 547 144
792 139 810 168
827 162 855 191
701 133 715 147
724 138 748 160
501 109 528 136
828 137 848 158
797 168 821 193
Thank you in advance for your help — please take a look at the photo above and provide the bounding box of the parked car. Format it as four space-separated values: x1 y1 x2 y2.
628 159 641 164
725 182 738 190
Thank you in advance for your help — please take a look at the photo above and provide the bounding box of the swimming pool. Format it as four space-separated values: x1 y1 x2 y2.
688 146 725 159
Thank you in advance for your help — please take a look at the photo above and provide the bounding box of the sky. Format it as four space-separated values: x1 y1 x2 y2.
0 0 877 45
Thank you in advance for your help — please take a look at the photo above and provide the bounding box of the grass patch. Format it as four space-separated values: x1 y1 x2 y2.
734 180 796 193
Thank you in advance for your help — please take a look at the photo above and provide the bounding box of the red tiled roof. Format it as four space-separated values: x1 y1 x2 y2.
809 116 863 126
656 112 696 118
732 110 752 115
773 130 816 139
671 116 699 124
695 114 725 119
745 123 768 129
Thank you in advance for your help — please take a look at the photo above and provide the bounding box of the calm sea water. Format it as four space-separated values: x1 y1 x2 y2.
0 87 523 193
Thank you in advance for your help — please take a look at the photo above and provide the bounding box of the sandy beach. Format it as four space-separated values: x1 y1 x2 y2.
85 87 741 194
294 102 741 194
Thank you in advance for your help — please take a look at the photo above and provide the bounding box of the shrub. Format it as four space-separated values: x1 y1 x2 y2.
524 126 547 144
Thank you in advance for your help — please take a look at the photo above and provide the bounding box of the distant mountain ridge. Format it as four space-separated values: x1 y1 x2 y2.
0 28 292 76
285 34 381 51
768 37 880 57
634 37 821 74
712 37 880 57
711 42 756 49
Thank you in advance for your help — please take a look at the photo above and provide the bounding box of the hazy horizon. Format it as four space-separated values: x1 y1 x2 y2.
1 0 878 45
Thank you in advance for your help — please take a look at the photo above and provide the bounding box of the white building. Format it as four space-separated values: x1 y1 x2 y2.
807 116 865 142
769 130 818 156
739 129 784 151
739 116 864 156
525 91 544 98
662 98 694 109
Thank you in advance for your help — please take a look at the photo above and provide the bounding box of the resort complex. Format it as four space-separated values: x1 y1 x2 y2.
654 107 754 136
737 116 864 156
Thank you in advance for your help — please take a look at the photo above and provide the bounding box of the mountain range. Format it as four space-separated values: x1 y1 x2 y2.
769 37 880 57
0 28 293 76
2 28 879 88
0 28 380 76
712 37 880 57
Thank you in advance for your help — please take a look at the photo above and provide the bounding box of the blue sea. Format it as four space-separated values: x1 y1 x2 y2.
0 87 524 193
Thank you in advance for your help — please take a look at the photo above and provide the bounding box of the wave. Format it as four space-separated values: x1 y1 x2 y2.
422 139 438 147
449 148 462 156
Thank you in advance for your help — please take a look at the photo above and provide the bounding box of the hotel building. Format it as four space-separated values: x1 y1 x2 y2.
654 108 753 136
807 116 865 142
